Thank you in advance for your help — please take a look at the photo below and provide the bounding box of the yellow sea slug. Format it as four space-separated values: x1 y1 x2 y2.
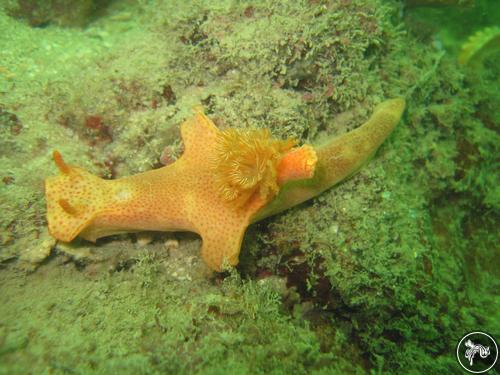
45 99 405 271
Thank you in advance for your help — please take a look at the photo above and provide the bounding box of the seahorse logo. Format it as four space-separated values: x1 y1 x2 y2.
464 339 490 366
456 332 498 374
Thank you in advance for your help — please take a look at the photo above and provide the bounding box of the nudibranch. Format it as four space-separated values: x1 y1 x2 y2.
45 99 405 271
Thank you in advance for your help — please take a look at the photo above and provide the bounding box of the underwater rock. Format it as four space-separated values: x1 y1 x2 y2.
18 229 55 270
404 0 473 7
7 0 109 27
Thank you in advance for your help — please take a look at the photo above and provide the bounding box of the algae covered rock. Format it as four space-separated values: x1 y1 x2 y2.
0 0 498 374
7 0 109 27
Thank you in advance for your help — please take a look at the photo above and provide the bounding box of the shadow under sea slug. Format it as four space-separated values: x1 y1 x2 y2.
45 99 405 271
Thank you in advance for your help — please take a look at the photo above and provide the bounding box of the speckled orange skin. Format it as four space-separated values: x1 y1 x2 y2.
46 99 405 272
46 112 315 271
253 98 406 221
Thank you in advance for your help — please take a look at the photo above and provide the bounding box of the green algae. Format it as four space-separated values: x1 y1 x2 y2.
1 0 499 374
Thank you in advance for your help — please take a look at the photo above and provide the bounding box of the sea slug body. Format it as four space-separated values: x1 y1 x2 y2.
45 99 405 271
